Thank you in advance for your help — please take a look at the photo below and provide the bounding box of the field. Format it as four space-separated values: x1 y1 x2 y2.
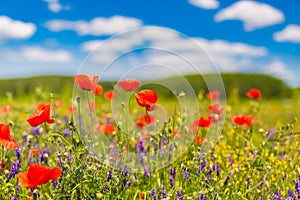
0 75 300 200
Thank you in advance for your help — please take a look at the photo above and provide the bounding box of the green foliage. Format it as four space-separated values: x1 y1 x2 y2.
0 74 292 99
0 79 299 199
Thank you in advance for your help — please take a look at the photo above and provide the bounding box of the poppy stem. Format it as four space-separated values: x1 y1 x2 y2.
1 145 4 162
145 107 149 135
44 122 49 134
50 93 59 133
86 91 94 131
50 93 57 117
76 96 82 135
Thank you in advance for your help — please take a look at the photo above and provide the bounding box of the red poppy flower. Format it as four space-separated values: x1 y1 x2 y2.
195 136 204 146
206 91 220 101
74 74 99 91
136 114 155 128
100 124 116 134
208 104 225 115
0 105 13 115
93 84 103 95
247 88 261 100
104 90 116 100
189 117 211 132
135 89 158 110
89 101 96 111
67 105 74 113
173 130 178 137
147 104 158 112
140 192 145 199
0 124 18 150
0 160 6 170
27 103 55 127
53 100 63 108
117 78 140 91
17 164 62 189
29 149 40 156
140 132 150 141
232 115 253 128
194 117 212 128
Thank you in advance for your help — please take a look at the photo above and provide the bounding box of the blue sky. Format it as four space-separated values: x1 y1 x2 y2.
0 0 299 86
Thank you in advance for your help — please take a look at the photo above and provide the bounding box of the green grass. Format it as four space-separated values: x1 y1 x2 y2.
0 73 294 98
0 76 299 200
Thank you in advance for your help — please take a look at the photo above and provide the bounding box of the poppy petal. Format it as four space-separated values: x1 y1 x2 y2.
17 172 36 189
118 78 140 91
0 139 18 150
27 164 52 186
50 167 62 181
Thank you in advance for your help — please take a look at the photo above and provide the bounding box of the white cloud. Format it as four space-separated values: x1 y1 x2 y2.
196 38 268 57
188 0 219 9
44 0 69 13
0 16 36 41
79 27 269 78
45 16 143 36
273 24 300 43
263 60 294 80
214 1 284 31
4 46 72 63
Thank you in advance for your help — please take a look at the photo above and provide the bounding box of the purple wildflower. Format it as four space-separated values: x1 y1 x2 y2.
162 136 168 144
31 126 41 135
63 115 69 124
16 184 20 192
162 186 167 199
258 175 265 189
151 188 157 200
63 129 71 137
102 184 108 194
168 142 174 161
276 190 281 200
258 182 264 190
170 168 176 187
207 165 214 177
68 156 73 163
224 175 230 186
267 128 275 140
134 174 138 182
123 179 131 187
295 177 300 199
53 180 58 189
270 191 281 200
182 169 189 180
150 139 157 151
121 164 128 176
215 162 220 176
57 154 63 167
137 139 146 153
177 190 183 200
246 178 251 188
160 142 164 155
40 147 50 164
15 148 21 161
288 190 295 200
198 193 206 200
144 166 150 178
107 169 112 181
6 148 22 183
201 159 207 171
282 174 287 181
170 176 175 187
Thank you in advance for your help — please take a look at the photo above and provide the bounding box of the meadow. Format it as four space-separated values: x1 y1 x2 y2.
0 75 300 200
